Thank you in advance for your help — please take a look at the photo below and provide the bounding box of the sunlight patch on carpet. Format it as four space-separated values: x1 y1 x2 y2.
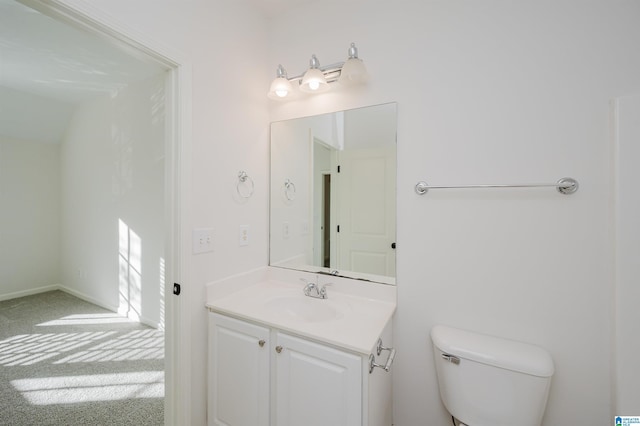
11 371 164 405
54 329 164 364
0 332 117 366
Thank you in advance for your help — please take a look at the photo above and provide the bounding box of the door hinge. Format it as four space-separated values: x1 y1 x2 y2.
337 225 340 232
337 165 341 173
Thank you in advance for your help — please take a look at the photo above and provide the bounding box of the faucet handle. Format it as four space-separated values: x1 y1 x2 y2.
300 277 315 296
300 277 316 287
318 282 332 299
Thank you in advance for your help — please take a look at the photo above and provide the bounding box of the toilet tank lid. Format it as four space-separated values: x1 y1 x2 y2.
431 325 554 377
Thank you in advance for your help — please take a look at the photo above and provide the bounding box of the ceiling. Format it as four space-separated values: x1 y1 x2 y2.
0 0 313 145
252 0 318 18
0 0 166 144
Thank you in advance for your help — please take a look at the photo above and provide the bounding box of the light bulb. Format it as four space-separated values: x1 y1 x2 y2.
300 61 329 94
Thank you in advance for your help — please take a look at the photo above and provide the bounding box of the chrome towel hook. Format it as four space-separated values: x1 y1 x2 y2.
237 171 255 199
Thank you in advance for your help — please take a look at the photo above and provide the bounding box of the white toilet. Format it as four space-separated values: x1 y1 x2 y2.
431 325 554 426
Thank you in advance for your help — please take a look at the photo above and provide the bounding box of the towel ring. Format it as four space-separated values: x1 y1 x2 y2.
284 179 296 201
237 171 254 199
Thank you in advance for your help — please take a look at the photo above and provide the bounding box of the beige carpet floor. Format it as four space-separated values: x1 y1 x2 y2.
0 290 164 425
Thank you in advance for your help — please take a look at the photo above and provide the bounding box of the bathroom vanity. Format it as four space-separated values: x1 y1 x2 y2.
205 267 395 426
206 102 398 425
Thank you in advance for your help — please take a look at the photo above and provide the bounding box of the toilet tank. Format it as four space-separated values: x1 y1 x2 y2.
431 325 554 426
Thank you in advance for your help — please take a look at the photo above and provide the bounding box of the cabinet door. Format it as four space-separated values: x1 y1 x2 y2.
275 332 362 426
208 313 270 426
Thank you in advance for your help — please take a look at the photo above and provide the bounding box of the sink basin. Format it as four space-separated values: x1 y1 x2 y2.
206 277 397 354
264 295 344 323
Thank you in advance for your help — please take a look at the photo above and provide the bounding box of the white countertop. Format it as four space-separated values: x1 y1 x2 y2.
205 268 396 355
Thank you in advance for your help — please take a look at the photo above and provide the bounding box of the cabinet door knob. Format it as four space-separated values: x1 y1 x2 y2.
258 340 266 347
275 345 283 353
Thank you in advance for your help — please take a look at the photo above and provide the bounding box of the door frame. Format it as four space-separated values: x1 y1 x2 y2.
17 0 192 423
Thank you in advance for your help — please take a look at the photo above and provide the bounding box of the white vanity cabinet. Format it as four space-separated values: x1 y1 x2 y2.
208 311 392 426
208 313 270 426
274 332 362 426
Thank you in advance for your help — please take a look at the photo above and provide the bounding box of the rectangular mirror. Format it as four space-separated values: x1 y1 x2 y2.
270 103 397 285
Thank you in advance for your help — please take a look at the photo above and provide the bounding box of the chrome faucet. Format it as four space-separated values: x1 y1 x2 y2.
300 276 331 299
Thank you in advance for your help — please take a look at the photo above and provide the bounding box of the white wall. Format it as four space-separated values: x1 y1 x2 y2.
60 74 166 327
0 137 60 298
267 1 640 425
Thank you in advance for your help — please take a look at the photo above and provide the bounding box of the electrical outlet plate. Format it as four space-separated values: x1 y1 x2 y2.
239 225 249 246
192 228 214 254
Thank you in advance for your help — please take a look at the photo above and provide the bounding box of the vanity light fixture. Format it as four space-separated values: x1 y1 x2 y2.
267 42 368 100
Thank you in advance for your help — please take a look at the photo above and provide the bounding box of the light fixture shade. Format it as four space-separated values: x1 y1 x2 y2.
299 54 330 93
339 58 368 84
268 77 293 100
268 64 294 100
338 43 368 84
300 68 330 93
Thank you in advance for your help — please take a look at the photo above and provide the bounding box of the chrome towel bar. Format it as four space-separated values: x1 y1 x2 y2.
415 177 578 195
369 338 396 374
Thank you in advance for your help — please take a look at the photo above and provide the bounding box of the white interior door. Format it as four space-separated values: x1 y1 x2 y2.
335 146 396 277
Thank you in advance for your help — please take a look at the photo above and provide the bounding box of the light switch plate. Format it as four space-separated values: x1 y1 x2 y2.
192 228 214 254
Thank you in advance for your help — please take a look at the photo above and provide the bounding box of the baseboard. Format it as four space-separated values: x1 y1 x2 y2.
0 284 118 313
139 316 161 329
57 285 119 313
0 285 161 329
61 286 162 329
0 285 61 302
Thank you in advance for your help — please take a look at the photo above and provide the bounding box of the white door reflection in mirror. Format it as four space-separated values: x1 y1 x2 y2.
336 145 396 277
